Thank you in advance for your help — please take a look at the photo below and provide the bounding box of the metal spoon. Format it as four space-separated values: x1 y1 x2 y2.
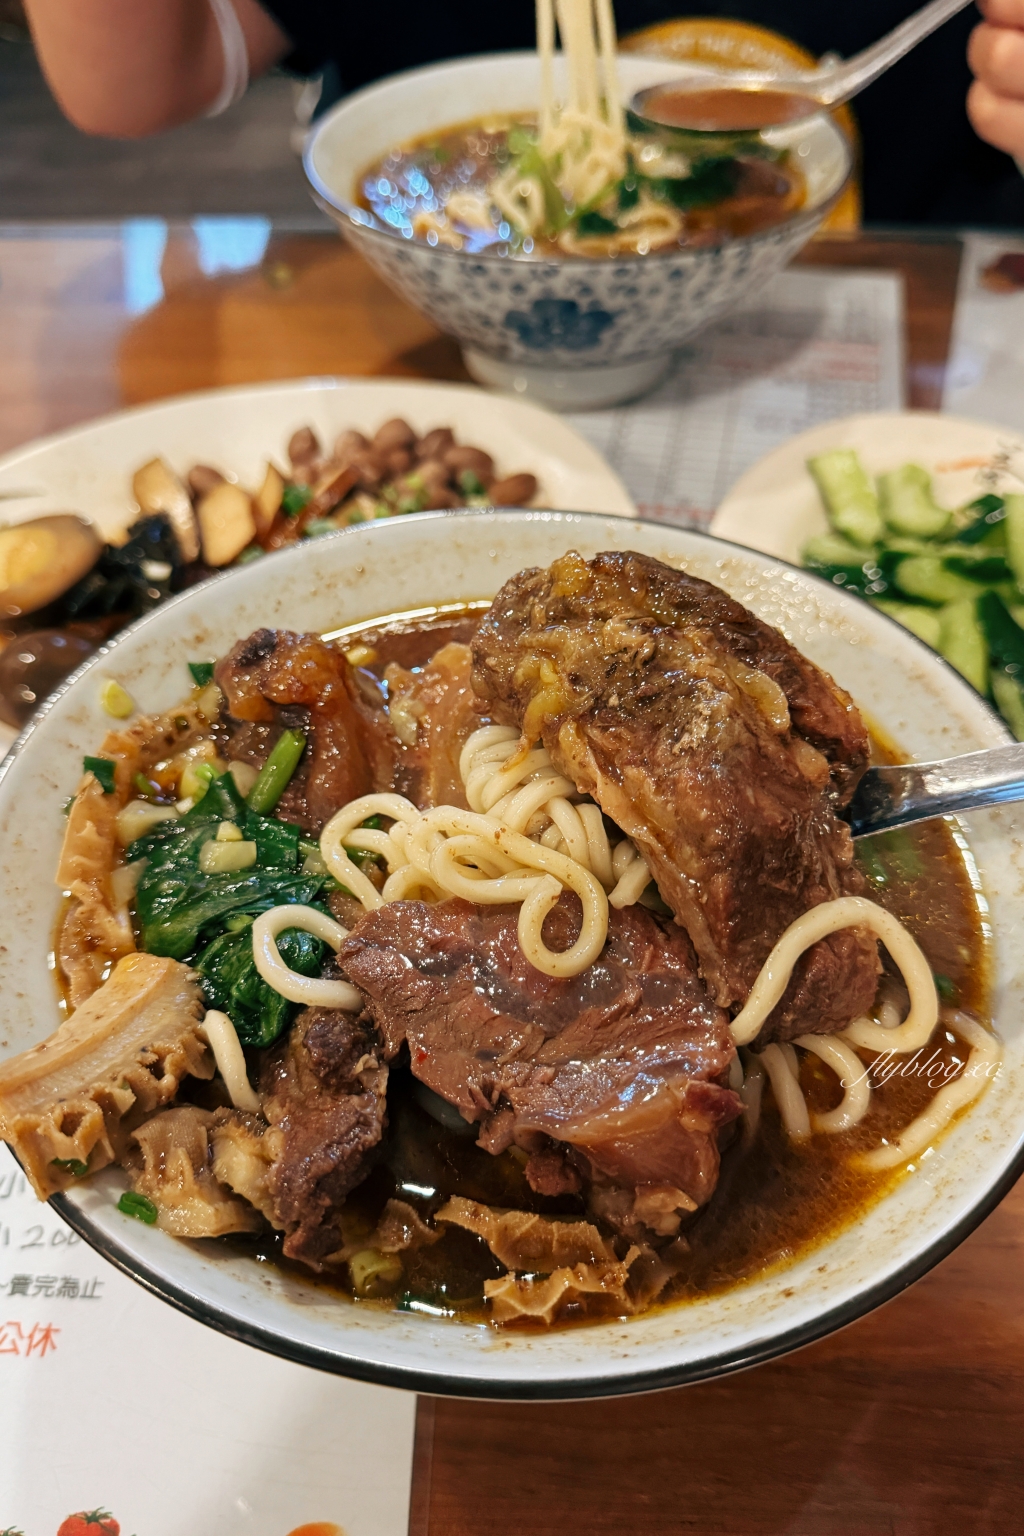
845 740 1024 838
630 0 973 133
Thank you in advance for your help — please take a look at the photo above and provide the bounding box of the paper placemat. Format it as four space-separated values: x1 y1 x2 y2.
0 1147 416 1536
943 232 1024 432
568 265 906 527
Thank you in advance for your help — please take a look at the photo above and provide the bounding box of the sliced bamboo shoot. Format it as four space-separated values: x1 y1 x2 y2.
133 457 199 562
253 462 285 538
197 482 257 566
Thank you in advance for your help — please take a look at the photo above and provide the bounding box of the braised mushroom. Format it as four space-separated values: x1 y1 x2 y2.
0 627 99 728
0 515 103 618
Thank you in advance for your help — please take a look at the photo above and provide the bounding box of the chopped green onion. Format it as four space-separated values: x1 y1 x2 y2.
281 483 312 517
457 469 485 496
935 973 958 1003
51 1157 89 1176
83 756 116 794
236 546 265 564
246 729 306 814
118 1191 158 1224
188 661 215 687
133 771 160 800
348 1247 403 1296
179 758 220 802
302 518 340 539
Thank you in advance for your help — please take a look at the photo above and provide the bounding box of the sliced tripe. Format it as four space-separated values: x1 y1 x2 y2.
131 1106 261 1238
435 1195 617 1270
55 699 216 1005
210 1111 281 1225
0 952 211 1199
436 1196 677 1324
485 1253 639 1326
56 776 135 1006
323 1197 442 1265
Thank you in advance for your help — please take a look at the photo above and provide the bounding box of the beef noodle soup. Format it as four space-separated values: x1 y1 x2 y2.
0 552 996 1329
358 115 805 258
355 0 806 258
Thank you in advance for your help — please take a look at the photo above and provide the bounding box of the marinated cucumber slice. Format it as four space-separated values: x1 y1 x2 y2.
801 533 882 595
877 464 953 539
938 599 989 694
892 555 984 605
944 549 1011 582
991 670 1024 740
1004 492 1024 592
954 493 1006 545
807 449 883 547
870 599 942 648
978 589 1024 675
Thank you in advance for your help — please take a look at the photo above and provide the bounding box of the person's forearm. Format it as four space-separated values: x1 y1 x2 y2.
23 0 288 138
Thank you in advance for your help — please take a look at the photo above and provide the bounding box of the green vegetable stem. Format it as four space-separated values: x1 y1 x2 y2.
246 729 306 814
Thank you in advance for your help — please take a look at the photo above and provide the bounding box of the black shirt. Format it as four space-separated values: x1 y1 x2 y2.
258 1 1024 227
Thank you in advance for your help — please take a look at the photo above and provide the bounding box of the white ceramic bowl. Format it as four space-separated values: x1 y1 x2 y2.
1 511 1021 1400
304 54 852 410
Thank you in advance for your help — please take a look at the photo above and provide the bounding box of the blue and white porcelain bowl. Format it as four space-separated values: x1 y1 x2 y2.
304 53 853 409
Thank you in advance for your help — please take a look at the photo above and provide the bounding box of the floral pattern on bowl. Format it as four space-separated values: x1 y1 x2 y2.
304 53 853 398
502 297 618 351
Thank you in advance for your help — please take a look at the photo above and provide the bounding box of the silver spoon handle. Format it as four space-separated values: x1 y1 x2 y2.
847 740 1024 838
812 0 975 105
638 0 977 105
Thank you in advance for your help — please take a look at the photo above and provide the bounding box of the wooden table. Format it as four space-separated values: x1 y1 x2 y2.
4 222 1022 1534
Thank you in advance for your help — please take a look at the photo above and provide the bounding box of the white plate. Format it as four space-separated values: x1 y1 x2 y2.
0 377 635 541
710 410 1024 561
0 376 635 752
0 510 1021 1400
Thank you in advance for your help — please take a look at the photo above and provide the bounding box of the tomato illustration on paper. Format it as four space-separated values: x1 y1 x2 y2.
56 1513 120 1536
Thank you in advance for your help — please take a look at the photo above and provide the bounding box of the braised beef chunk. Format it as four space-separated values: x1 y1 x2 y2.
471 551 879 1041
339 896 741 1228
348 612 482 672
384 641 482 808
261 1002 387 1268
215 629 372 832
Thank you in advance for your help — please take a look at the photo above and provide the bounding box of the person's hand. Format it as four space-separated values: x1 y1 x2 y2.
969 0 1024 159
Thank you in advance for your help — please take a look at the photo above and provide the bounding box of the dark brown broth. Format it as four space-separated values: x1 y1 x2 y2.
641 85 817 133
228 607 991 1326
356 116 805 257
